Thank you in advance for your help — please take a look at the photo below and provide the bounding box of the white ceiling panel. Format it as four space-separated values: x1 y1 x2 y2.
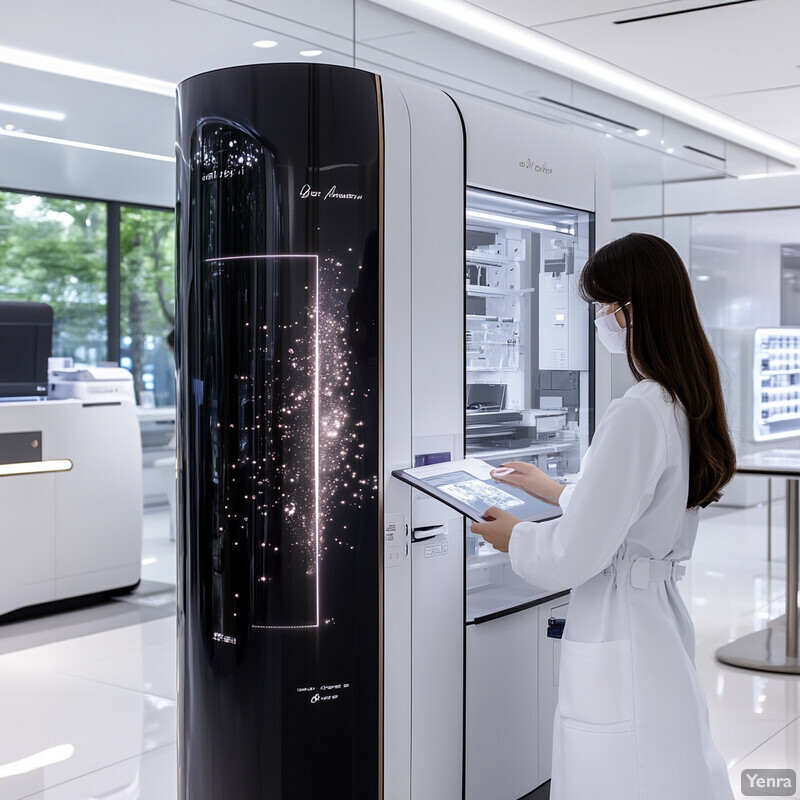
705 86 800 145
585 130 726 187
1 0 354 84
465 0 718 28
0 65 174 156
529 0 800 104
0 0 797 202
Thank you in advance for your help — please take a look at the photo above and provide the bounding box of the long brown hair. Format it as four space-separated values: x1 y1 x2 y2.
580 233 736 508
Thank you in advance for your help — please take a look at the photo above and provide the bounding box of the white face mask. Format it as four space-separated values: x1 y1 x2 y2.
594 303 630 354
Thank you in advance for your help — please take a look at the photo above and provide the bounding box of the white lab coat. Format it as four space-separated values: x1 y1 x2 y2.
509 380 733 800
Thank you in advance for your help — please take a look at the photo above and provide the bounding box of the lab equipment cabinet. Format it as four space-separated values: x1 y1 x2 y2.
0 396 143 618
458 91 603 797
464 189 594 624
465 595 569 800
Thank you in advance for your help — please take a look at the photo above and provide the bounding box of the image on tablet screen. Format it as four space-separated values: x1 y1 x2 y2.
432 471 524 514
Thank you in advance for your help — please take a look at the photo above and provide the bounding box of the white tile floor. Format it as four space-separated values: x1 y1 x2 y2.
0 502 798 799
683 501 800 799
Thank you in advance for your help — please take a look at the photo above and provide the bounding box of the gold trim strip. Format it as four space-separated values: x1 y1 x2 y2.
375 70 386 800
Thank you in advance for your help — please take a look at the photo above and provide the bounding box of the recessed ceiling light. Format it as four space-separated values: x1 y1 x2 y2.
0 102 65 121
739 169 800 180
466 208 573 235
635 128 649 137
252 40 278 49
695 275 711 282
299 49 323 57
0 45 174 96
0 128 174 163
4 124 13 131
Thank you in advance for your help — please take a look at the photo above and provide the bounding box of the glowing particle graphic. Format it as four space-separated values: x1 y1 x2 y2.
201 243 379 630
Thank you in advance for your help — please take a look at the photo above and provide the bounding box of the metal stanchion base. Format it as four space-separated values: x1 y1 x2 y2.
716 615 800 674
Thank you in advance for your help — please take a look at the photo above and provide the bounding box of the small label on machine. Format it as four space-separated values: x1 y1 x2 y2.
424 540 449 559
384 512 406 566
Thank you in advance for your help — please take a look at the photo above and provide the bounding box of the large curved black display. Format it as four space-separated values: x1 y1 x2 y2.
176 64 382 800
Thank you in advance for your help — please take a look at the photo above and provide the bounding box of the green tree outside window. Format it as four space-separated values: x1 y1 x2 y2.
0 192 107 362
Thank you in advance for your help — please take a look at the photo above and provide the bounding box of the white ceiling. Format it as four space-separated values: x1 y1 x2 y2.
0 0 795 201
468 0 800 145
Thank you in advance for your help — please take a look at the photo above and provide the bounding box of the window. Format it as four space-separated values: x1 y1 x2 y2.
0 192 107 362
119 205 176 406
0 190 175 406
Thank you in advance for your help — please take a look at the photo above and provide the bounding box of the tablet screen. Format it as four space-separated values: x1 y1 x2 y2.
392 458 560 523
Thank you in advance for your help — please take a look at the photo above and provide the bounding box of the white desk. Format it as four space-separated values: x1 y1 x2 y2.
716 449 800 674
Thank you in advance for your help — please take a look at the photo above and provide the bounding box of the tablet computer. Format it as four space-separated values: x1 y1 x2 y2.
391 458 561 524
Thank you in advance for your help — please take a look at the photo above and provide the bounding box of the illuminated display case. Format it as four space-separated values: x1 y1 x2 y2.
752 327 800 441
464 188 594 622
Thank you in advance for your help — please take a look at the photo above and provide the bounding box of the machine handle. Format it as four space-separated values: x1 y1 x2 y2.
412 524 444 542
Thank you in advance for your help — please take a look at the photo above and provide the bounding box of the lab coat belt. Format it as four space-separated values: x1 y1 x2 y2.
629 557 686 588
603 558 686 588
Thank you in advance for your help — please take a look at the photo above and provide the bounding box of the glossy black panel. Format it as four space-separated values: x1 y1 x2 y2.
176 65 381 800
0 301 53 398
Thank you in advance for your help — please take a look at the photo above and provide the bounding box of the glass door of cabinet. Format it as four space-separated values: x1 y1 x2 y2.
464 188 594 622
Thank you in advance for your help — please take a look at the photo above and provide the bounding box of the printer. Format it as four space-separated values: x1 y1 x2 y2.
49 359 137 402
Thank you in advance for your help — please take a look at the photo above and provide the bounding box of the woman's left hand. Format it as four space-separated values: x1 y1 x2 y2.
470 506 520 553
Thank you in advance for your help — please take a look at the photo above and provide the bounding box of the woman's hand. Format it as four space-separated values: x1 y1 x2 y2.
470 506 520 553
490 461 564 505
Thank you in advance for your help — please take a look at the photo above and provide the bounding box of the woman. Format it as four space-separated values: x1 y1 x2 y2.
472 233 736 800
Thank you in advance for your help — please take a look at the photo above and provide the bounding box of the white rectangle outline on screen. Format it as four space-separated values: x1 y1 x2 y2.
205 254 320 629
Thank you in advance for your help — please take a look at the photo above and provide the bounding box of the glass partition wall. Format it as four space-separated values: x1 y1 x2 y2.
465 188 594 621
